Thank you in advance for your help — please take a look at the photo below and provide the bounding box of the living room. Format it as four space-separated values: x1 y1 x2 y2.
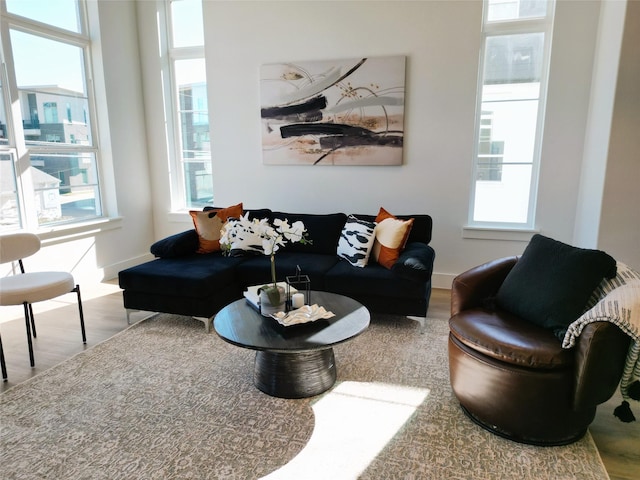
1 0 639 478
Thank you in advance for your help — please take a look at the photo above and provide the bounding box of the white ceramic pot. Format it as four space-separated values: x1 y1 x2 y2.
259 286 286 316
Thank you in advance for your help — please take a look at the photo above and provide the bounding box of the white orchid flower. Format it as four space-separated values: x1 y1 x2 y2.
262 239 274 255
220 214 310 304
283 220 305 242
273 218 287 228
263 236 283 255
220 214 308 261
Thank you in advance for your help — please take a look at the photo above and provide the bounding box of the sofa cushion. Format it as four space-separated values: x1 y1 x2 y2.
337 215 377 267
406 215 432 245
270 212 347 255
391 242 435 282
190 203 243 253
496 234 617 339
119 253 246 297
234 252 340 290
371 207 414 269
150 229 199 258
244 208 273 220
325 258 427 299
449 309 573 370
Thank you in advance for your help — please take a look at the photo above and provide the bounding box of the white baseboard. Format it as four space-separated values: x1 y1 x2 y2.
101 252 155 281
432 273 455 290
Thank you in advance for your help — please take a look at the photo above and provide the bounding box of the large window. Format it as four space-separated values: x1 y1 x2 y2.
167 0 212 209
0 0 102 230
469 0 554 228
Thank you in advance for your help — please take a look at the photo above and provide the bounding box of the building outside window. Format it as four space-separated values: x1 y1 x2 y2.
43 102 59 124
0 0 102 230
468 0 555 228
166 0 212 210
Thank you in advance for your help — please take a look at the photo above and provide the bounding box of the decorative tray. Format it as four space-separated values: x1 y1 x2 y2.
270 304 335 327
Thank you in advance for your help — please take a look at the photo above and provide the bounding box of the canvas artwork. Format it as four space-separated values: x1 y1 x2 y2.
260 55 406 166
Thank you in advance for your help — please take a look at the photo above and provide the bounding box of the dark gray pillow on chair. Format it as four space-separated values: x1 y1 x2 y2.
496 234 617 339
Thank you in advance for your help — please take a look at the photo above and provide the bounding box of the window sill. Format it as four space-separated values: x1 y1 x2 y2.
167 211 192 224
37 217 123 245
462 225 539 242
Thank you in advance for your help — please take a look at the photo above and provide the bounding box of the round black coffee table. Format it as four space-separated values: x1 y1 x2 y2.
214 291 370 398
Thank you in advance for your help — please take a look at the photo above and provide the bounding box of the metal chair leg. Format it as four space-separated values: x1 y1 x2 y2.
28 304 37 338
74 285 87 344
0 333 7 381
23 302 35 367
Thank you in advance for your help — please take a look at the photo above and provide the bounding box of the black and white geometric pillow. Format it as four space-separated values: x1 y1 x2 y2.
337 215 377 267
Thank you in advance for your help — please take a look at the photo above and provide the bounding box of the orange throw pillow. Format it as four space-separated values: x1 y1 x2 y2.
189 203 243 253
372 207 414 269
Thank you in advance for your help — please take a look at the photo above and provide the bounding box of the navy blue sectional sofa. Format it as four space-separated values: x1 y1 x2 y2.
118 208 435 331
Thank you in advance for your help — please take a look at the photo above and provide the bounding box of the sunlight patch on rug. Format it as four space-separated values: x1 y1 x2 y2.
262 381 429 480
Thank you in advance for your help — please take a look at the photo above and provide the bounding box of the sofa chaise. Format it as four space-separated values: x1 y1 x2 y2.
118 206 435 331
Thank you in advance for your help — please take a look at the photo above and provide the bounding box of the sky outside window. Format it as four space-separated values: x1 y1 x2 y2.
6 0 81 33
171 0 204 48
11 30 86 94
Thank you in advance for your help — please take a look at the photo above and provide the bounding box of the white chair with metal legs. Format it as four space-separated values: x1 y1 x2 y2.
0 232 86 375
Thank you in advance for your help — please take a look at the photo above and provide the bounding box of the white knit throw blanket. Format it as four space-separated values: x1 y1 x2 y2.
562 262 640 403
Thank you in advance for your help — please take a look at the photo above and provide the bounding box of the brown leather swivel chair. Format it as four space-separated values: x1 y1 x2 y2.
448 256 630 445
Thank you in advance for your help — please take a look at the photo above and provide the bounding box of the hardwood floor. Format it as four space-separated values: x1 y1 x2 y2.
0 281 129 387
1 285 638 479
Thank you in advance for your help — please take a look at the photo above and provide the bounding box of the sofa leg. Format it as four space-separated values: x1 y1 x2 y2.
407 316 427 333
126 309 137 325
193 316 214 333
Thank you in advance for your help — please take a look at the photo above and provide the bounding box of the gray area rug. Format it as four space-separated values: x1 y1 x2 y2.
1 313 609 479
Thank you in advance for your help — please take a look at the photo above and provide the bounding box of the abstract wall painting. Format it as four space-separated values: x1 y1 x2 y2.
260 55 406 166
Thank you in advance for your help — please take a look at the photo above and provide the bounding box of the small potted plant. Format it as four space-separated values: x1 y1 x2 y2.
220 214 311 314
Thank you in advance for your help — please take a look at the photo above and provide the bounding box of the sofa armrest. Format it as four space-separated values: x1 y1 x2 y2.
391 242 435 282
573 321 631 410
150 229 199 258
451 256 518 316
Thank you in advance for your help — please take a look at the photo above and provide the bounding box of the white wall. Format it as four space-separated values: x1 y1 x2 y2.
573 0 626 248
536 0 600 240
94 0 156 275
598 0 640 268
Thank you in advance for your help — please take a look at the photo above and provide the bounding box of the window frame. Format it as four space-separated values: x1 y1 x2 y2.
466 1 555 233
163 0 211 212
0 0 106 231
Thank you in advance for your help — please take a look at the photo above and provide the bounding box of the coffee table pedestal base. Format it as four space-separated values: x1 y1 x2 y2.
254 349 336 398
